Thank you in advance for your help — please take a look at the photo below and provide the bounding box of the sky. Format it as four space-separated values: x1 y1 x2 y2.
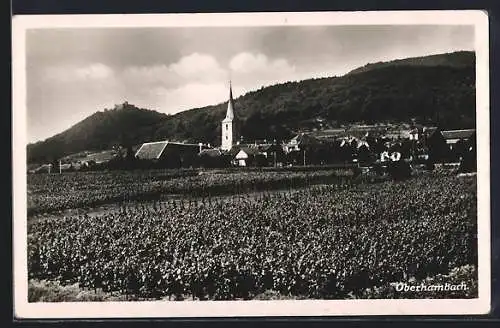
26 25 474 142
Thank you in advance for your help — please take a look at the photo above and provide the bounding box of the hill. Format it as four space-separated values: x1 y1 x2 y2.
153 51 475 144
347 51 474 75
27 103 169 163
27 51 476 164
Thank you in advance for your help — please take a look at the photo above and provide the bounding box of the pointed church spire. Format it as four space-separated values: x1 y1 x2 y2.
225 80 234 120
221 80 236 151
229 79 233 100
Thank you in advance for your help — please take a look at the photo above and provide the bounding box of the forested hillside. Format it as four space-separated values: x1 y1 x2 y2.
27 104 169 163
348 50 474 74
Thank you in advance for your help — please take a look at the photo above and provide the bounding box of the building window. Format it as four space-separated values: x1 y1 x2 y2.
226 136 228 140
226 124 228 130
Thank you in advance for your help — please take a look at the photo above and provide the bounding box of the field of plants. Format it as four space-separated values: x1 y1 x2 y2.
27 168 354 216
27 170 478 301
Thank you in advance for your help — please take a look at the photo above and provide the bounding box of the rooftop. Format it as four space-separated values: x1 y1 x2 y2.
135 141 168 160
441 129 476 140
199 149 223 157
237 147 261 156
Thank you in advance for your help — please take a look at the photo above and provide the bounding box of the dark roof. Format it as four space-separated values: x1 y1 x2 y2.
382 130 414 139
237 147 260 156
289 133 320 145
135 141 168 159
135 141 204 159
441 129 476 140
309 129 346 139
348 124 391 131
257 144 283 152
423 126 438 134
346 126 389 138
86 150 117 163
31 164 52 172
223 144 243 156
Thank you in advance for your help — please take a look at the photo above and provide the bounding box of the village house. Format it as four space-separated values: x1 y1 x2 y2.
255 143 286 167
425 128 476 163
282 133 320 153
234 147 262 167
135 140 207 168
441 129 476 146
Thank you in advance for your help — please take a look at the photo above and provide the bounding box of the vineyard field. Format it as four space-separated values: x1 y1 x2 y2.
27 170 478 301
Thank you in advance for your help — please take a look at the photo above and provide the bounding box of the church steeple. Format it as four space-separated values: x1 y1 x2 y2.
221 80 235 151
225 80 234 120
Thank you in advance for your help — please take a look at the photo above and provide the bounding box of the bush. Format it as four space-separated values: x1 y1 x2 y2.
388 161 411 180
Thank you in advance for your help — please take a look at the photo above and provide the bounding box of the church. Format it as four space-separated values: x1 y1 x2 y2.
218 82 285 167
220 81 238 151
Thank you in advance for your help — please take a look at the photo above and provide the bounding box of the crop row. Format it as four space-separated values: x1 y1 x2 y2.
27 169 352 216
28 174 477 300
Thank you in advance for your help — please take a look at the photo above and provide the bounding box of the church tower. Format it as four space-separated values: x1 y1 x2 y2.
221 81 236 151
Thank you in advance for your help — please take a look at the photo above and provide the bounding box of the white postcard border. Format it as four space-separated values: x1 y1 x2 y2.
12 10 491 318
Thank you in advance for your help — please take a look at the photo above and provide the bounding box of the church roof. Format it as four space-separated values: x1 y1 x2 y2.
224 81 235 121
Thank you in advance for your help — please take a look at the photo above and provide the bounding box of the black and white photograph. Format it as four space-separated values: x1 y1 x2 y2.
12 11 490 318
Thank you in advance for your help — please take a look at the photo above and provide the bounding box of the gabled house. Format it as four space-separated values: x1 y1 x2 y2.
135 140 206 168
234 147 262 167
441 129 476 145
255 143 286 166
283 133 320 153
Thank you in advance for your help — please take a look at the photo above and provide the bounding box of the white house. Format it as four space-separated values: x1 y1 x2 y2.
234 147 260 167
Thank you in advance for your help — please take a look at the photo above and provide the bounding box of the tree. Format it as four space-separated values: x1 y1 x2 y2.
357 145 371 164
50 157 60 174
427 131 448 164
388 160 411 180
126 144 136 161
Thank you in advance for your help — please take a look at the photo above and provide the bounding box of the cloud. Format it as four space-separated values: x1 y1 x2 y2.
75 63 113 80
228 52 297 88
32 51 345 139
43 63 114 82
230 52 295 75
121 65 172 89
137 82 229 114
119 53 298 115
170 53 224 79
121 53 226 89
230 52 268 73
